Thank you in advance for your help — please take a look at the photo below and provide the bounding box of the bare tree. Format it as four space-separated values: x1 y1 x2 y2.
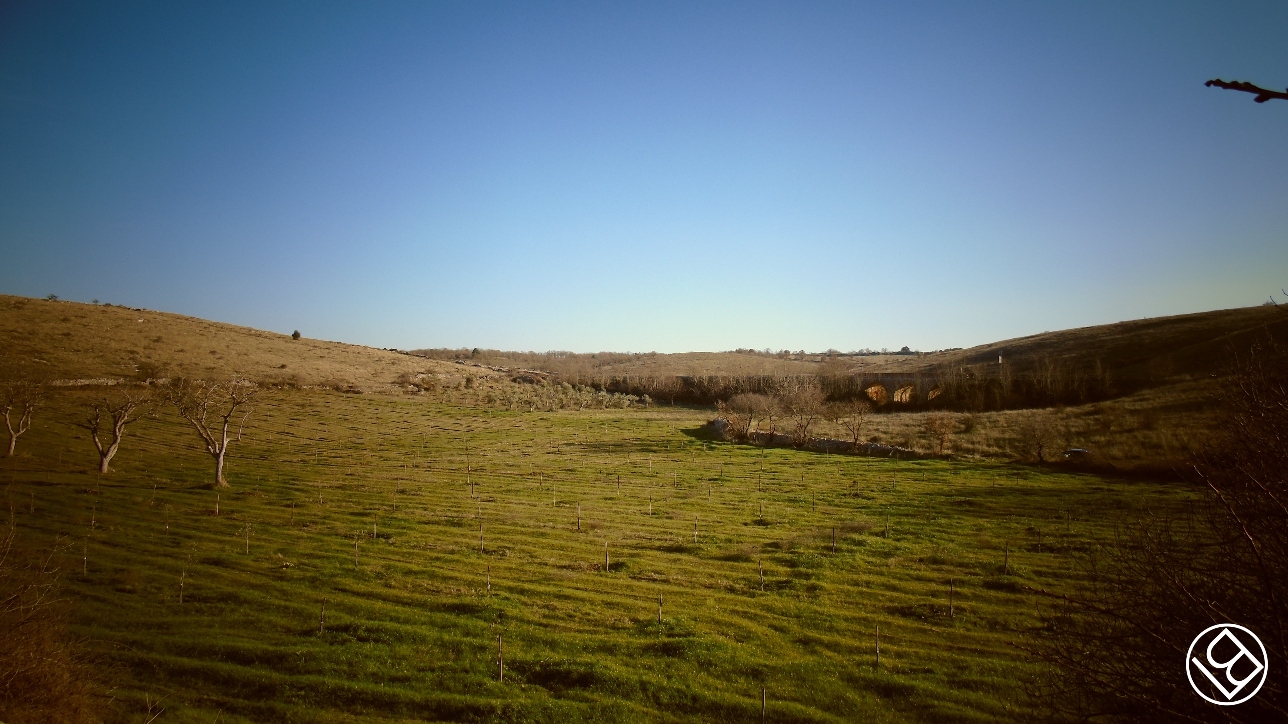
778 377 825 448
1206 78 1288 103
0 528 99 717
164 377 258 487
831 399 872 452
1016 412 1055 463
2 379 44 458
718 393 776 441
1027 338 1288 721
923 413 956 455
82 391 151 474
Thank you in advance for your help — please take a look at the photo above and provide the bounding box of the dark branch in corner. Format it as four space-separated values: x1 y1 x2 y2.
1205 79 1288 103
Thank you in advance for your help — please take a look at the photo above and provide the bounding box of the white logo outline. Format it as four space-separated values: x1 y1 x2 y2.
1186 623 1268 706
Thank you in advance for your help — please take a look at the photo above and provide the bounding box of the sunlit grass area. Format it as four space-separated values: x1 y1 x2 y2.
4 389 1193 722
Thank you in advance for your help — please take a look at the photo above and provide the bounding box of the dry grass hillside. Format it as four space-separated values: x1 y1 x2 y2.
0 294 472 393
941 305 1288 383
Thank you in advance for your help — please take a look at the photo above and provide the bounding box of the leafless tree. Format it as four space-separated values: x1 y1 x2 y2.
923 413 956 455
164 377 258 487
1 380 44 458
830 399 872 452
0 528 98 718
81 391 151 474
1016 411 1056 463
778 377 825 447
1027 338 1288 721
718 393 776 441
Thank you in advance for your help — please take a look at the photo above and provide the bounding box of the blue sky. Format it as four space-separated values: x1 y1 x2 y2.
2 1 1285 352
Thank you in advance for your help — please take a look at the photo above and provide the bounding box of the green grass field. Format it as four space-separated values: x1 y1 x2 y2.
5 389 1194 722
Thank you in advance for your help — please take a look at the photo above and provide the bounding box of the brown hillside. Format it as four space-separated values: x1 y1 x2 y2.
943 305 1288 383
0 294 466 392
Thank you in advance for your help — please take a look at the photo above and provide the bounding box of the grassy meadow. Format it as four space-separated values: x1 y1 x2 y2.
4 386 1196 722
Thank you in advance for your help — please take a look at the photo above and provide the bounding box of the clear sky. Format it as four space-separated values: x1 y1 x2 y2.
1 2 1285 353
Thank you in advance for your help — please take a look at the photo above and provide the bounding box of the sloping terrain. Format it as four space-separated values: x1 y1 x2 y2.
0 294 468 392
943 305 1288 384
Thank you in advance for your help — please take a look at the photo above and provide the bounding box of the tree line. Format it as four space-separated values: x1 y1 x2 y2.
528 355 1119 412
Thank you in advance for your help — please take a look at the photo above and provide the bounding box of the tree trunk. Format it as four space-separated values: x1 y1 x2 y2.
98 438 120 474
5 434 14 457
214 448 228 487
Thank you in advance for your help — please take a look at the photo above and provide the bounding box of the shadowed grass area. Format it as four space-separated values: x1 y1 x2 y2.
3 388 1194 722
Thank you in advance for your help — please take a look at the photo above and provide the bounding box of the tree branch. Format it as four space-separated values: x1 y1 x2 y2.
1206 79 1288 103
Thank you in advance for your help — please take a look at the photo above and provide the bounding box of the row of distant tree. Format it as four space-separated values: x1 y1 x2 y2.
519 355 1120 412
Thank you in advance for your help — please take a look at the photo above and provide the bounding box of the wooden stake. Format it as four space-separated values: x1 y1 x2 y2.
617 475 621 494
497 634 504 682
215 494 219 516
179 569 185 603
487 564 491 593
762 687 767 723
759 559 764 591
319 598 326 632
604 542 609 572
577 503 581 531
949 578 954 618
658 592 663 624
832 526 837 554
693 515 698 544
479 520 485 553
875 625 880 667
245 524 250 554
353 537 359 570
